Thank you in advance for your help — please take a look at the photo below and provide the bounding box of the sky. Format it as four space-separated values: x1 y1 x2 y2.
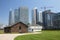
0 0 60 25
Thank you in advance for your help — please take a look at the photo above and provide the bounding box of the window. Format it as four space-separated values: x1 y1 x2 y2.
19 26 21 30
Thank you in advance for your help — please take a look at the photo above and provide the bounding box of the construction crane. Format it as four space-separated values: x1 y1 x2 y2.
40 6 53 11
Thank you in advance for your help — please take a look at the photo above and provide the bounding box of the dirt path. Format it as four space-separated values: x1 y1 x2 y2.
0 32 41 40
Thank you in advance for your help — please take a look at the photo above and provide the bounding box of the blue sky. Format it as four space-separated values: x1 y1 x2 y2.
0 0 60 25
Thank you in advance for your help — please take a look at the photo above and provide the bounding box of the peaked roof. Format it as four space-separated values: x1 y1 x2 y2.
5 22 28 28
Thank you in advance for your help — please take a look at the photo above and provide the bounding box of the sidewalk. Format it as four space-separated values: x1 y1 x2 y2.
0 32 41 40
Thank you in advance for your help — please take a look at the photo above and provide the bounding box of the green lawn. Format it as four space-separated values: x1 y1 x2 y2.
0 30 4 34
14 30 60 40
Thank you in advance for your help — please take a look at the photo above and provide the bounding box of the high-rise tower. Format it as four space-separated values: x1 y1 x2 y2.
9 10 15 25
19 7 29 25
9 7 29 25
32 7 38 26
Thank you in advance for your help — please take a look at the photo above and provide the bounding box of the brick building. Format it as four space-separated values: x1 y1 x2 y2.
4 22 28 33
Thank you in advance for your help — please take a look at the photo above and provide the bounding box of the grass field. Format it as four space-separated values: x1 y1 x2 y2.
14 30 60 40
0 30 4 34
